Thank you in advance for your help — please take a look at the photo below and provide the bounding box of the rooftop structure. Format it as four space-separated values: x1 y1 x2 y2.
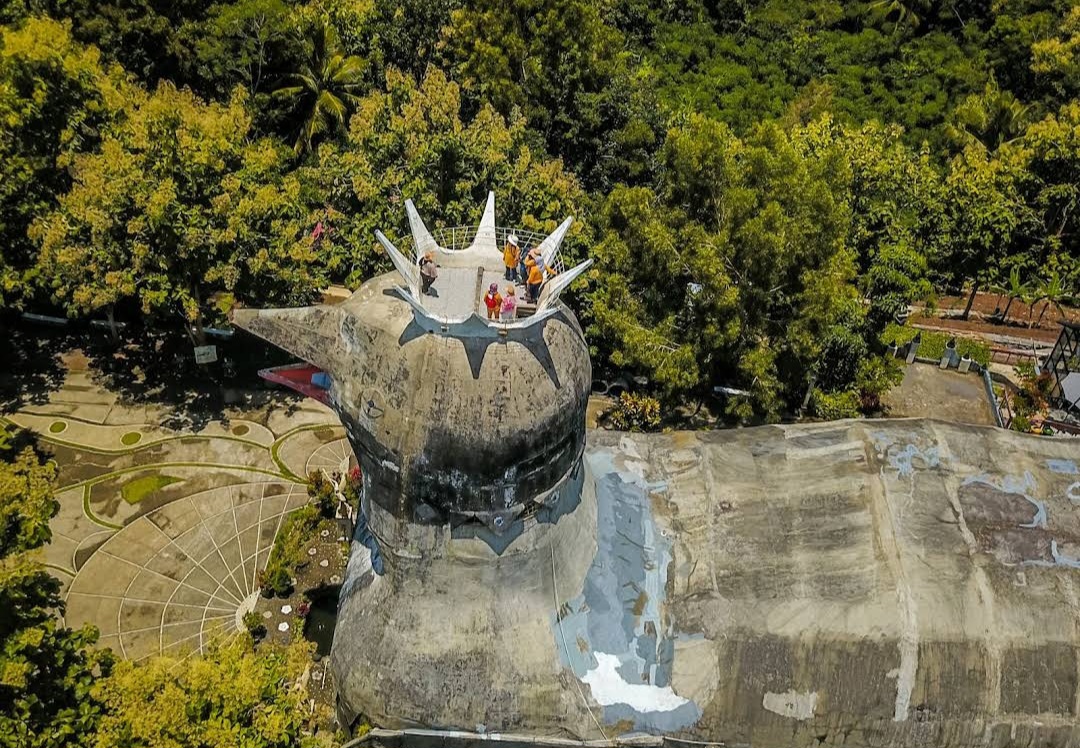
235 195 1080 748
376 192 591 329
326 419 1080 747
233 193 593 545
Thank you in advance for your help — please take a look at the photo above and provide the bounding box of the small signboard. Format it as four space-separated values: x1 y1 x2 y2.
193 344 218 364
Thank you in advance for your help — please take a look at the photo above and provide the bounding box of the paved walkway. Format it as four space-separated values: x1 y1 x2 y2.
2 353 344 660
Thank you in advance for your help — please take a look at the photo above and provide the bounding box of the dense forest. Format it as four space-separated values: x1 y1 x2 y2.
1 0 1079 744
1 0 1078 420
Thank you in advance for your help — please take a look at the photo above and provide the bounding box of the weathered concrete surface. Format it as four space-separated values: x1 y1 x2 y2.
334 419 1080 747
883 363 995 425
234 272 592 541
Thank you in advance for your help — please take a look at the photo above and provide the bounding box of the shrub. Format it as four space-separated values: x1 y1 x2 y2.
1010 414 1033 433
606 392 661 432
259 504 323 596
855 356 904 413
815 327 868 392
242 611 266 640
809 389 862 420
1014 360 1037 380
257 563 293 598
307 471 336 517
1008 367 1054 433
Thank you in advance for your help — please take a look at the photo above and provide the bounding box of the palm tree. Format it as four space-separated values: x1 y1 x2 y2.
274 22 366 155
990 266 1032 322
946 82 1032 152
869 0 927 30
1032 270 1074 328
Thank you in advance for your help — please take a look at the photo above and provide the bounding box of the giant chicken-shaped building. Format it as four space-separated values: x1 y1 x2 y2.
236 193 1080 748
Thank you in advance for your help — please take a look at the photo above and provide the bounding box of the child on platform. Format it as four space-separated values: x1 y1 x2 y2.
501 285 517 321
484 283 503 320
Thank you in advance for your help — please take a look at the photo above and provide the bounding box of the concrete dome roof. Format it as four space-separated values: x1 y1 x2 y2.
234 270 591 541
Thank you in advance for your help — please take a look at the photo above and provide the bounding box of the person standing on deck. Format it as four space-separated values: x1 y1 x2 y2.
503 235 521 283
484 283 503 320
524 247 550 303
501 285 517 321
419 251 438 295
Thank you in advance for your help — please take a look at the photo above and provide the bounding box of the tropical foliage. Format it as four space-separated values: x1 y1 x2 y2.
1 0 1078 408
274 20 365 154
34 82 324 342
92 637 319 748
5 0 1080 743
0 426 112 748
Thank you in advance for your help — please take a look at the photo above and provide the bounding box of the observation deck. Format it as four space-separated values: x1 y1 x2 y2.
375 192 590 331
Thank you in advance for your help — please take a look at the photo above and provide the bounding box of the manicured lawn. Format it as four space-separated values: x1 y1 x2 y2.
882 323 991 367
121 474 182 504
121 431 142 446
49 421 67 433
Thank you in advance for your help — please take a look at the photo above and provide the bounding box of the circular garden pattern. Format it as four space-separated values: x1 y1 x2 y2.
65 480 309 660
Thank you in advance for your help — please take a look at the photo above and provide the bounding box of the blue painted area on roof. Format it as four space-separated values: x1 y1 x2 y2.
552 448 701 733
1047 459 1079 475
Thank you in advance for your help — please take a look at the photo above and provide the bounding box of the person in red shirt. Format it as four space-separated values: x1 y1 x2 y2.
483 282 503 320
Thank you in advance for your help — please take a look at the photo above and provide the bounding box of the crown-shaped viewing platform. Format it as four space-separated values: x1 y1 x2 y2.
375 192 591 330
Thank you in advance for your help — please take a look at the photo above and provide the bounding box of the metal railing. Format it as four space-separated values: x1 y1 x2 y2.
402 226 566 275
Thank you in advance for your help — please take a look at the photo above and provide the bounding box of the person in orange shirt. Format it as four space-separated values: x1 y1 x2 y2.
483 282 503 320
524 248 550 303
503 235 521 282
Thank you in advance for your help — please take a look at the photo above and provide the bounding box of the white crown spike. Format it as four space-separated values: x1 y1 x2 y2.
537 259 593 313
538 217 573 268
470 191 498 255
376 230 420 297
405 199 440 261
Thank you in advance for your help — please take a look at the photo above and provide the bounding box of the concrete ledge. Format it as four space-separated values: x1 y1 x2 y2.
345 729 735 748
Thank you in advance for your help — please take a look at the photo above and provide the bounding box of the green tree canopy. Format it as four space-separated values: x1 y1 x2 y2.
181 0 300 101
274 19 366 155
0 16 128 309
1018 101 1080 267
589 115 860 421
301 67 590 284
92 638 317 748
938 140 1034 316
1032 4 1080 100
34 82 324 342
442 0 659 189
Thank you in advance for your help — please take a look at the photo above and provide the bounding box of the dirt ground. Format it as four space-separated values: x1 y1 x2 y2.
924 290 1078 333
934 290 1080 326
882 363 995 426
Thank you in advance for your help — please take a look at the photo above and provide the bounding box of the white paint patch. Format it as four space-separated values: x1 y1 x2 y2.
893 581 919 721
380 459 400 473
618 436 642 459
582 653 689 713
763 690 818 720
